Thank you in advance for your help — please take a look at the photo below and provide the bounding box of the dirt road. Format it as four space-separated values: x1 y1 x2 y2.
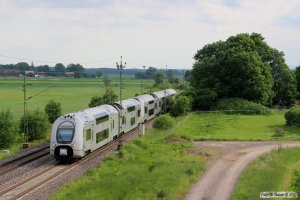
185 141 300 200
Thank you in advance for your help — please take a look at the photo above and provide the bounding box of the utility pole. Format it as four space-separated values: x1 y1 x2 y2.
164 65 168 113
23 74 31 147
116 56 126 140
141 66 146 95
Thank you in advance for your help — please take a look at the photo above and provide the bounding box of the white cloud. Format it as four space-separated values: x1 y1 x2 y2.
0 0 299 68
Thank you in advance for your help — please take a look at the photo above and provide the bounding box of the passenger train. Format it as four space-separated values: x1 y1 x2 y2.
50 89 176 160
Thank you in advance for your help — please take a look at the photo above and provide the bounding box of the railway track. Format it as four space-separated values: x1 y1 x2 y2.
0 122 148 200
0 146 50 176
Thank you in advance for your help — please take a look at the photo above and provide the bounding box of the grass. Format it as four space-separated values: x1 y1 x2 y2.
176 112 300 141
0 77 154 119
230 147 300 200
50 116 207 200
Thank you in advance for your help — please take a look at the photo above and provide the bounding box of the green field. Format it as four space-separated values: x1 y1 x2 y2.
176 112 300 141
0 77 154 119
231 147 300 200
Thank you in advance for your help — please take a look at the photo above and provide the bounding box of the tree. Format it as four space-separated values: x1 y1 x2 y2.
184 70 191 82
295 66 300 97
66 63 84 72
0 110 18 148
96 71 103 78
154 72 164 86
89 88 118 108
191 33 299 107
45 100 62 123
170 96 192 117
55 63 66 74
20 110 50 141
35 65 50 72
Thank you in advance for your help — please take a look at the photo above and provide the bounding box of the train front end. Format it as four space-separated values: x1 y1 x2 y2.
50 114 84 161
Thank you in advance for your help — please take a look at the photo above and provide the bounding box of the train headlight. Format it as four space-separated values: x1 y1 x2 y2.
52 143 56 147
71 144 76 148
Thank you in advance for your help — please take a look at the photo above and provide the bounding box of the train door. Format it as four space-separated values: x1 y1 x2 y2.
84 128 93 152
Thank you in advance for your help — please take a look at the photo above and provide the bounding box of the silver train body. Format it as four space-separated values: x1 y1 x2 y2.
50 89 176 160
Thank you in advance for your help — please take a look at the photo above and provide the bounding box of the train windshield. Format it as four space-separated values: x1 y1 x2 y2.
57 129 74 143
57 121 75 144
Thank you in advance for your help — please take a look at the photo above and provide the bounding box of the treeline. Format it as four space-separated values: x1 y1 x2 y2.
184 33 300 109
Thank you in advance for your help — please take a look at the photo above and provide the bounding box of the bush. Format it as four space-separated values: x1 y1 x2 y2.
284 108 300 126
192 88 218 110
153 115 175 130
214 98 271 115
0 110 18 148
45 100 62 123
272 127 285 138
170 95 191 117
20 110 50 141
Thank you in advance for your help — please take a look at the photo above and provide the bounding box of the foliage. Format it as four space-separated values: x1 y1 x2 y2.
153 115 175 130
284 108 300 126
231 147 300 200
291 170 300 199
154 72 164 86
170 95 192 117
19 110 50 141
35 65 50 72
296 66 300 97
89 88 118 108
184 70 191 82
191 33 298 107
193 88 218 110
103 76 111 89
95 71 103 78
66 63 85 73
272 127 285 138
54 63 66 73
214 98 272 115
0 110 18 148
45 100 62 123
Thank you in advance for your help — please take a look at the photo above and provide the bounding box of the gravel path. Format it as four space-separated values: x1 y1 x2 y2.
185 141 300 200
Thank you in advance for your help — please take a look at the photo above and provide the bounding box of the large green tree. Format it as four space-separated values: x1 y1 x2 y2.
45 100 62 123
192 33 298 108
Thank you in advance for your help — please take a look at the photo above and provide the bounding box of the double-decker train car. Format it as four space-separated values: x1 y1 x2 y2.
50 89 176 160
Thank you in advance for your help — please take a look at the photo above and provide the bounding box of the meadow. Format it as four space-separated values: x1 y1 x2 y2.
176 112 300 141
231 147 300 200
0 76 154 119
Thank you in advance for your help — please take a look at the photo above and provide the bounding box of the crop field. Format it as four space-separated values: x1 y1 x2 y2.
176 112 300 141
0 76 154 119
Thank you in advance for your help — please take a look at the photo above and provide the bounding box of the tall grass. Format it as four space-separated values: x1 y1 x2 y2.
231 147 300 200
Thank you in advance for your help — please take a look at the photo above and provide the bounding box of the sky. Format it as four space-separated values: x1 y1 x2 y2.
0 0 299 69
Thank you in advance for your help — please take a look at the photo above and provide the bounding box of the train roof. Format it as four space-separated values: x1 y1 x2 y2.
152 89 176 98
66 104 118 122
134 94 155 102
114 98 140 109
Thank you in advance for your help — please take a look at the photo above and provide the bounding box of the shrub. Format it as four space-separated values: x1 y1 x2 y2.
170 95 192 117
0 110 18 148
153 115 175 130
20 110 50 141
284 108 300 126
45 100 62 123
272 127 285 138
192 88 218 111
214 98 271 115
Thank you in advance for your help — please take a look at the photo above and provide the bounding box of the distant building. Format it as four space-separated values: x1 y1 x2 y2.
65 72 75 77
25 71 35 77
0 69 21 77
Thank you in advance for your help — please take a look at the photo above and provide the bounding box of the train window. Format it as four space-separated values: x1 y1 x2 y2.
155 103 157 109
145 107 148 114
130 117 135 126
113 120 115 129
96 115 109 125
96 129 109 143
137 109 141 117
122 116 126 124
149 100 154 104
159 101 162 107
149 109 154 116
86 129 92 141
127 106 135 112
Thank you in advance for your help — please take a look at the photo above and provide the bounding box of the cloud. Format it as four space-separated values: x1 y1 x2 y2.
0 0 300 68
